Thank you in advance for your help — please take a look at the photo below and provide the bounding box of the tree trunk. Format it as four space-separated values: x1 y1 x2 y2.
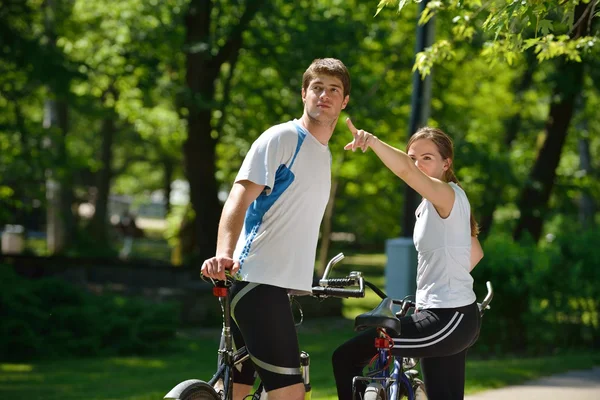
182 0 220 260
89 116 116 244
578 137 596 228
478 51 536 238
513 2 593 242
44 0 74 253
163 158 174 216
403 2 435 238
512 90 580 242
182 0 265 260
573 92 596 229
316 179 340 277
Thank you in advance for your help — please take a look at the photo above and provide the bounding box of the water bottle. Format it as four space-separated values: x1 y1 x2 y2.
300 351 311 399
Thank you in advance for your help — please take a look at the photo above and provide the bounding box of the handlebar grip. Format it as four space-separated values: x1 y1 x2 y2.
312 287 365 298
323 278 357 287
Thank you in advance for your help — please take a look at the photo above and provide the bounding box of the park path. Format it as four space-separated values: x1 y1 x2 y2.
464 367 600 400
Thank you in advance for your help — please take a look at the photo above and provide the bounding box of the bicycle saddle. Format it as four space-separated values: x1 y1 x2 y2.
354 297 402 336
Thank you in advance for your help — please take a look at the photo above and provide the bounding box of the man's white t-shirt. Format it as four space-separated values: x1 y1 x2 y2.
232 120 331 293
413 182 476 309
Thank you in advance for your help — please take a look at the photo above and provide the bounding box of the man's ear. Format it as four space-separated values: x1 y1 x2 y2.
341 94 350 109
302 88 306 103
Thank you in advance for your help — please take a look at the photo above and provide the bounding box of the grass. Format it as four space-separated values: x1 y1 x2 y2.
2 250 599 399
1 320 599 400
464 353 600 393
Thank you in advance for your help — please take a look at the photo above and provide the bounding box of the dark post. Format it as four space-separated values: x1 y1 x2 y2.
385 0 435 301
402 0 434 237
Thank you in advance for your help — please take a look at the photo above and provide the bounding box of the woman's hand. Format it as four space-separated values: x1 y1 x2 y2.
344 117 376 152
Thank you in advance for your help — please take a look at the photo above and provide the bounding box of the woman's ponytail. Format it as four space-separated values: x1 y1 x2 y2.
446 169 480 237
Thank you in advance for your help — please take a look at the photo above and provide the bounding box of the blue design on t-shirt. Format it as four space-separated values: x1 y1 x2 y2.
238 124 307 266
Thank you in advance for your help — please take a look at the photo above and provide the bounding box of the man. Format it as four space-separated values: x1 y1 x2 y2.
201 58 351 400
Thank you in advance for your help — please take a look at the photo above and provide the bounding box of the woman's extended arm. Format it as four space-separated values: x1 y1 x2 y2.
345 118 455 217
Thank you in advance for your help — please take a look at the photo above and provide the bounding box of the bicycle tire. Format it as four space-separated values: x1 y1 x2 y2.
180 381 221 400
412 378 427 400
363 382 386 400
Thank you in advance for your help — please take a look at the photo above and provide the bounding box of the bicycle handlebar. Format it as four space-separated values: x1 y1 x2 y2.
203 253 493 316
311 286 365 298
312 253 494 318
312 253 366 298
314 266 366 298
478 281 494 316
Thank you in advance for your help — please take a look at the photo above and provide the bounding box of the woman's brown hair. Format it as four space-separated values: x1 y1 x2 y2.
407 127 480 237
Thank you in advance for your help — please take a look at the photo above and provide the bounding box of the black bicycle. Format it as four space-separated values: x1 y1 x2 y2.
164 253 493 400
164 253 366 400
350 280 494 400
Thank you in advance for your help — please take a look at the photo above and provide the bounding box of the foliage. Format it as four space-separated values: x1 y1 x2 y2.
471 227 600 355
1 0 598 253
0 266 180 360
376 0 599 75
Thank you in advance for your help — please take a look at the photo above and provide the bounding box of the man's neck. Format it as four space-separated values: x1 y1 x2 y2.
298 114 336 145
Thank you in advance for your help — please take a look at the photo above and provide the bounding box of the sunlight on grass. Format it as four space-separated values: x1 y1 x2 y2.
1 329 599 399
344 253 387 266
111 358 166 368
464 353 600 394
343 288 384 319
1 364 34 373
335 252 390 319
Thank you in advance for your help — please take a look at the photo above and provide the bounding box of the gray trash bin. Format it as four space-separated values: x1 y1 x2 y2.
385 237 417 301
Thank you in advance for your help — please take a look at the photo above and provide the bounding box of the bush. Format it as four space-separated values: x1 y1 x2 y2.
0 266 180 361
471 228 600 355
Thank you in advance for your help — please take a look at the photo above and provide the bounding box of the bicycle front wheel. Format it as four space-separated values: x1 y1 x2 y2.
363 382 386 400
180 382 221 400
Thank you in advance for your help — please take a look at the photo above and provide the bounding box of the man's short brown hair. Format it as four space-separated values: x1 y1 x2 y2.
302 58 351 97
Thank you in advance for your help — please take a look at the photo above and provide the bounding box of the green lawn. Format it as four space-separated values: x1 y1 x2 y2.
1 319 599 400
2 251 599 399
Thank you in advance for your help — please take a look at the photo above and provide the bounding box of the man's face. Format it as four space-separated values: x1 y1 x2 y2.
302 74 349 124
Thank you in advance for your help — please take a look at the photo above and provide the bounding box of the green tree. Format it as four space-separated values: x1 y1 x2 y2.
56 0 187 247
181 0 267 261
378 0 599 242
0 0 82 246
377 0 599 73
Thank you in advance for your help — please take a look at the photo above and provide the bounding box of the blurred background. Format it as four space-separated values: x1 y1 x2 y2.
0 1 599 398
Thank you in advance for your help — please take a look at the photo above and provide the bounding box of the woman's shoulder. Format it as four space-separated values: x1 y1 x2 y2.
448 182 469 201
447 182 471 215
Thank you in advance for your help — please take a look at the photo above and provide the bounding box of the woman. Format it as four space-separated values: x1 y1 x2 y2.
332 119 484 400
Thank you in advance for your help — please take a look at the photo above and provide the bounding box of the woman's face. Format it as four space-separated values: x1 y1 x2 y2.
407 139 450 180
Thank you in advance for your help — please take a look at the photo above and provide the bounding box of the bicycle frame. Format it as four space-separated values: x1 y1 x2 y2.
165 277 312 400
376 345 417 400
351 281 494 400
352 330 418 400
164 281 258 400
166 253 491 400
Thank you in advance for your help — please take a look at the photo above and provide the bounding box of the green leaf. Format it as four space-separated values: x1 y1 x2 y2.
397 0 409 14
538 19 553 36
523 37 541 50
375 0 392 16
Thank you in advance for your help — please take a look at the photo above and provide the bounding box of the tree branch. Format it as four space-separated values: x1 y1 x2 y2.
215 48 241 137
214 0 266 66
569 0 597 38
